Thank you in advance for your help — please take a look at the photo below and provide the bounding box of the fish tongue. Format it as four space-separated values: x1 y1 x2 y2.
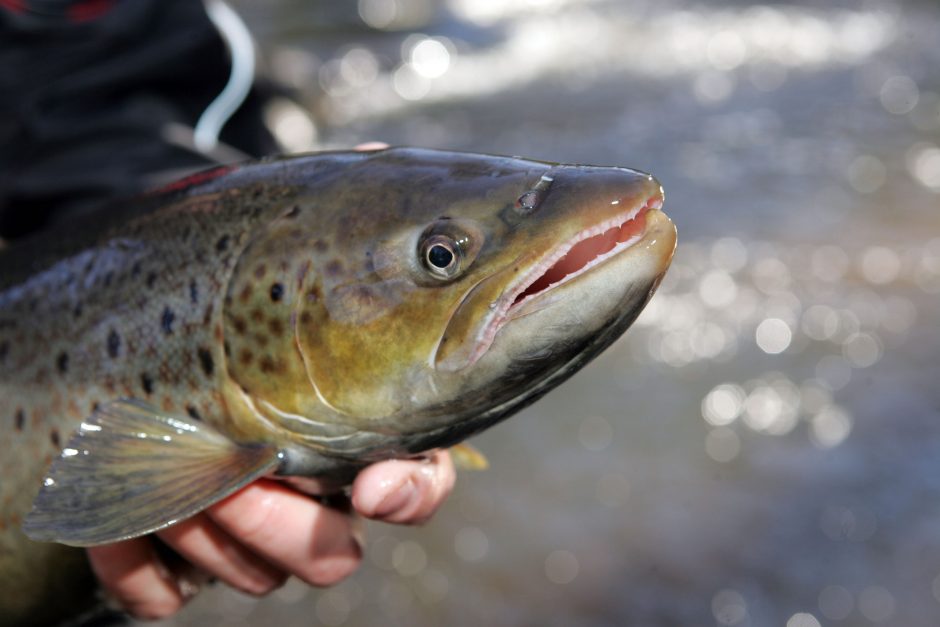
23 400 281 547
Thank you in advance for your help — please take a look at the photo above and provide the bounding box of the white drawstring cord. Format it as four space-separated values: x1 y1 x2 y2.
193 0 256 154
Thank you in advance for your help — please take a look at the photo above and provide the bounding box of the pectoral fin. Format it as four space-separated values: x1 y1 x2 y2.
24 399 281 547
449 442 489 470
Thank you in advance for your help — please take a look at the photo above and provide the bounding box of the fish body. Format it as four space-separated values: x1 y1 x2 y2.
0 148 675 625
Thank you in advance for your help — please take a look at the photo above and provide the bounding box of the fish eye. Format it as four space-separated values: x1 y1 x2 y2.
422 235 461 279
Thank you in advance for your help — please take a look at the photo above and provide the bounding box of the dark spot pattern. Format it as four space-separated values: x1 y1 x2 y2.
50 428 60 448
216 234 230 253
140 372 154 395
197 347 214 377
56 352 69 374
131 261 142 277
325 260 343 276
0 340 8 361
14 409 24 431
268 319 284 336
232 317 247 334
107 330 121 358
254 264 267 280
270 283 284 302
189 280 199 304
186 405 202 421
161 307 175 334
73 303 83 318
146 272 158 289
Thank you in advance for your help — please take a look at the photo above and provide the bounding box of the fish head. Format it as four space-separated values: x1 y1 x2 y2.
224 148 675 458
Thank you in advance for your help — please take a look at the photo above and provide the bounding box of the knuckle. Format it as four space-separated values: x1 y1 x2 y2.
222 493 282 547
237 574 287 597
302 554 361 588
126 595 184 620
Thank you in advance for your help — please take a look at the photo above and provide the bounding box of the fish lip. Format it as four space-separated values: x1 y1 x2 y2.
462 191 665 367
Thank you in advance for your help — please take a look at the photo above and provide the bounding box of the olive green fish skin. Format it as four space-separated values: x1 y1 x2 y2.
0 148 675 625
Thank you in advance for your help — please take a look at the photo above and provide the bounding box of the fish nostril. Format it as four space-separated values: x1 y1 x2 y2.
514 174 555 216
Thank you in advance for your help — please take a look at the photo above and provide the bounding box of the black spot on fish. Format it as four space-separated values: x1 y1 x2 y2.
56 351 69 375
146 272 158 289
189 280 199 304
216 234 230 253
50 428 60 448
259 356 276 373
161 307 175 334
140 372 154 395
197 347 214 377
325 260 343 276
186 405 203 421
131 261 142 277
270 283 284 302
232 317 247 335
0 340 8 361
14 409 24 431
91 401 100 413
107 330 121 358
73 303 83 318
104 272 114 287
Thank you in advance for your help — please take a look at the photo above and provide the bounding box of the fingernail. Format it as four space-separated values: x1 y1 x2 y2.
373 478 417 518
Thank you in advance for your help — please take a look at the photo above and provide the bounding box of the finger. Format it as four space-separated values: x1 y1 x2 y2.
352 450 456 525
207 479 362 588
354 141 389 151
86 539 185 620
157 512 287 596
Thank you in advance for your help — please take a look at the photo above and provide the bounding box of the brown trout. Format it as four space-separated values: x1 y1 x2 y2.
0 147 675 625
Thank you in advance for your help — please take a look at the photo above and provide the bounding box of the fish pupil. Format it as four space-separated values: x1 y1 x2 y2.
428 244 454 269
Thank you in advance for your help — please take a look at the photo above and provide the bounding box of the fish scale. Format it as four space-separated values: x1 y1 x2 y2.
0 148 675 626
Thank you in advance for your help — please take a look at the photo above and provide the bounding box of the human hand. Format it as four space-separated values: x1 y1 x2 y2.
85 450 455 619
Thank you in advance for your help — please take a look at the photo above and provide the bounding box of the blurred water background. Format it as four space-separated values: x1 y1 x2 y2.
156 0 940 625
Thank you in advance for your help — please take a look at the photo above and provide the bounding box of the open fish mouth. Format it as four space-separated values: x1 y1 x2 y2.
457 191 667 368
508 195 662 313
